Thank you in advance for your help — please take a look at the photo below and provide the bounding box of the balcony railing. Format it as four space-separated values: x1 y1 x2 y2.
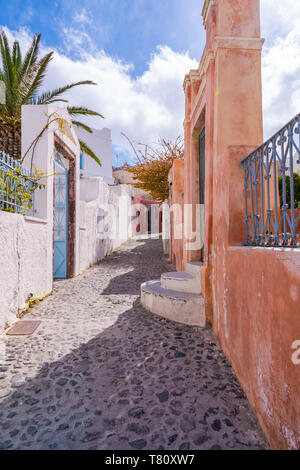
0 151 35 215
242 113 300 247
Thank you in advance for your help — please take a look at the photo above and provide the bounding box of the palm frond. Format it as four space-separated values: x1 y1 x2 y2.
72 120 93 133
20 33 41 82
0 31 21 114
67 106 104 119
79 139 102 167
0 31 14 91
36 89 69 104
22 51 53 104
38 80 97 104
36 98 69 104
0 31 104 167
12 41 21 70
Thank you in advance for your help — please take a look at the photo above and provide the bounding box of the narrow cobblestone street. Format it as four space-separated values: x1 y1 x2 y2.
0 237 269 450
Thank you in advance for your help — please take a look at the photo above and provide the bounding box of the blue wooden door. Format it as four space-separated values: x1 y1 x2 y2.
54 154 68 279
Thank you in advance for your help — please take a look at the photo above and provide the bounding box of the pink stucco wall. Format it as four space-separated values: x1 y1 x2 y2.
169 159 185 271
178 0 300 449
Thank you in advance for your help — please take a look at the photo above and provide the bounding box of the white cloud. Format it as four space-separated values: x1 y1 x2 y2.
73 8 91 25
62 27 97 56
1 27 197 159
56 45 197 152
1 26 33 52
262 23 300 138
261 0 300 44
261 1 300 139
1 0 300 156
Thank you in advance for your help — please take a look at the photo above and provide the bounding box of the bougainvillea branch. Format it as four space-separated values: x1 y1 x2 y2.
123 135 184 202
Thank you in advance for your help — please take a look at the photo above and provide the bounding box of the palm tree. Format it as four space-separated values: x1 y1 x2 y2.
0 30 103 165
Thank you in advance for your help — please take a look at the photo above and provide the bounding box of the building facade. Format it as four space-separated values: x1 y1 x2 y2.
76 126 115 184
113 168 162 237
142 0 300 450
0 106 134 331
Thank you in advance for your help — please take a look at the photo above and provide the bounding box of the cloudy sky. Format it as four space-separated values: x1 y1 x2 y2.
0 0 299 164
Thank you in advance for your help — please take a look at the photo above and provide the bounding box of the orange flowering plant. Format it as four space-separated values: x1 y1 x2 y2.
124 136 184 202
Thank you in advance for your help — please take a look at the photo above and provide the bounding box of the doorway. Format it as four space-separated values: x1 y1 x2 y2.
199 128 205 262
147 207 152 234
53 153 69 279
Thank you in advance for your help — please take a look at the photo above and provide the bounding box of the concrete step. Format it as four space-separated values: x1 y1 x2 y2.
161 271 202 294
141 280 206 327
185 261 203 277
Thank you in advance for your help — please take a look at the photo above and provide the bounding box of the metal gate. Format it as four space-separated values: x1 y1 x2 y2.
53 153 68 279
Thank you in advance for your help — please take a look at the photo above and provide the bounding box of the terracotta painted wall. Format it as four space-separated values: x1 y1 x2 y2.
210 144 300 449
181 0 300 449
214 247 300 450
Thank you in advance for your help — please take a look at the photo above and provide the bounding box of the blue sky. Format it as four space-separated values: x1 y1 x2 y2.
0 0 205 76
0 1 300 166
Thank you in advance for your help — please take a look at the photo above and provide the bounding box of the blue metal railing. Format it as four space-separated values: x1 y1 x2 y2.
0 151 35 215
242 113 300 247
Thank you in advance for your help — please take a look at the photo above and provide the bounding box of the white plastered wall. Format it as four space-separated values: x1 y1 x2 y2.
0 105 81 331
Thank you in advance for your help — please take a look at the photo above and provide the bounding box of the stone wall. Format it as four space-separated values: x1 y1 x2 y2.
0 212 52 332
79 177 134 272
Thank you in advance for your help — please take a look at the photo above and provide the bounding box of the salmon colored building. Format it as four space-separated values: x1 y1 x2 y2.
142 0 300 450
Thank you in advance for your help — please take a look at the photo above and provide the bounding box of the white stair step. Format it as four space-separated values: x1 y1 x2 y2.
141 280 205 327
185 261 203 277
161 272 201 294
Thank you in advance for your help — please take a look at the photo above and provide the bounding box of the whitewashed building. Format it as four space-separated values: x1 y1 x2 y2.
75 127 115 184
0 106 134 332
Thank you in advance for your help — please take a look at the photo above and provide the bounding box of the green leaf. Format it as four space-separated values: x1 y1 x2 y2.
20 33 41 84
12 41 21 69
0 31 14 90
79 139 102 167
67 106 104 119
22 51 53 104
72 120 93 133
38 80 97 104
0 31 104 162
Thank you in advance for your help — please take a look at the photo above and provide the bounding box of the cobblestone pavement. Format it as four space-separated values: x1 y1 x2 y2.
0 237 269 450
